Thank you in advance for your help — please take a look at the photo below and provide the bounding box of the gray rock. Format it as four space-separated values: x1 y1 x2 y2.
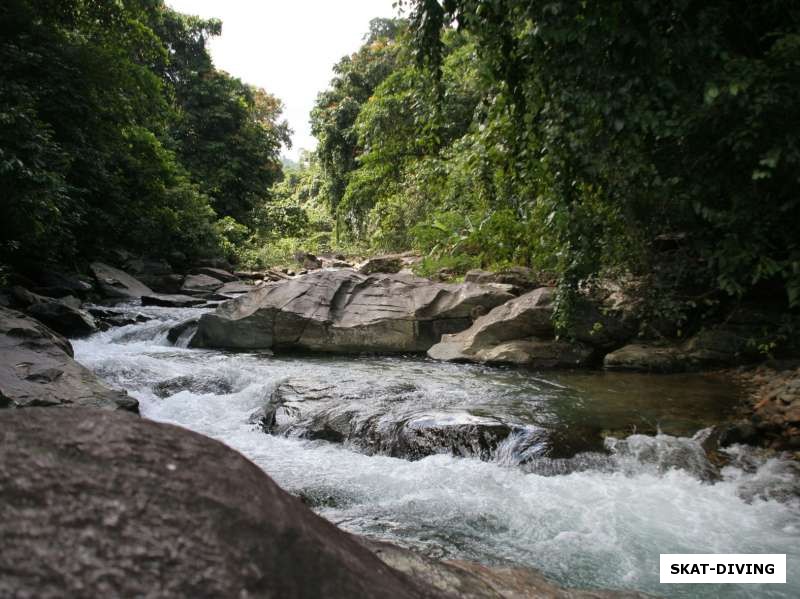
90 262 153 299
181 273 225 295
259 380 516 461
0 408 435 599
139 273 185 294
190 269 514 353
191 266 238 282
141 294 206 308
0 307 136 410
167 317 200 345
427 288 593 367
10 286 97 337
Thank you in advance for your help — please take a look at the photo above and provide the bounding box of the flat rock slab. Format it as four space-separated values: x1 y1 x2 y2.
141 294 206 308
90 262 153 299
0 408 437 599
0 307 136 410
191 266 238 282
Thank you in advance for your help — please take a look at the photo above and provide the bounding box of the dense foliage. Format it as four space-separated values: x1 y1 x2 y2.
300 3 799 324
0 0 288 269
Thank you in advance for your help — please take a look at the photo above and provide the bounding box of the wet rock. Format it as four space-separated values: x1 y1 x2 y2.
89 262 154 299
260 381 516 461
10 286 97 337
362 539 649 599
88 307 152 330
190 269 514 353
427 288 594 367
0 307 136 411
0 408 435 599
191 266 238 282
152 374 234 398
141 294 206 308
181 273 225 295
167 317 200 345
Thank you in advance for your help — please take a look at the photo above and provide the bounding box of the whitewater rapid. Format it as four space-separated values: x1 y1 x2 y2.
73 303 800 598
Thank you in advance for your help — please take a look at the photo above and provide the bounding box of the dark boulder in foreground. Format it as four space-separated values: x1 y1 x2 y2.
0 307 136 411
190 269 514 353
0 408 437 599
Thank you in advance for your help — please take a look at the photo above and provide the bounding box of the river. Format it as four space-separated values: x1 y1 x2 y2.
73 303 800 598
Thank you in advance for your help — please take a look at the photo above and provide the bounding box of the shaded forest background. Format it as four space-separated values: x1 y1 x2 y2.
2 0 799 332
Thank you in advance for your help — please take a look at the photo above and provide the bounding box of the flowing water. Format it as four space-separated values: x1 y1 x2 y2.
73 303 800 598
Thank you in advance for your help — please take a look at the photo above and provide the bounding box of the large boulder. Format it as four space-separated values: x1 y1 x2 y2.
9 287 97 337
0 408 436 599
26 269 94 298
90 262 153 299
603 343 685 373
428 288 594 368
189 270 514 353
181 273 225 295
139 273 185 294
258 380 516 460
0 307 136 410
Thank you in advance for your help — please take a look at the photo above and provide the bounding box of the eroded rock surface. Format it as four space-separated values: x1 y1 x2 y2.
428 288 595 368
0 408 436 599
0 307 136 410
190 269 514 352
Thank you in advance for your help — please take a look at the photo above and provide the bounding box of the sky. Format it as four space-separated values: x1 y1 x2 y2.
167 0 400 160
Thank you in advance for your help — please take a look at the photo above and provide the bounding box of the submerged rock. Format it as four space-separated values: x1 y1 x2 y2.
752 368 800 450
0 408 436 599
90 262 154 299
0 307 136 411
259 380 531 461
190 269 514 353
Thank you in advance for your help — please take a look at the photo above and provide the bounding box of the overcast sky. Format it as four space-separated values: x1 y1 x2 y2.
167 0 400 159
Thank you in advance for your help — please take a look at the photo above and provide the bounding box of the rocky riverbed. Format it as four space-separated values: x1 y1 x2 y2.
2 256 800 597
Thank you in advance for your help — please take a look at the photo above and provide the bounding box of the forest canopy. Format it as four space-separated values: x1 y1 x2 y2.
0 0 288 268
